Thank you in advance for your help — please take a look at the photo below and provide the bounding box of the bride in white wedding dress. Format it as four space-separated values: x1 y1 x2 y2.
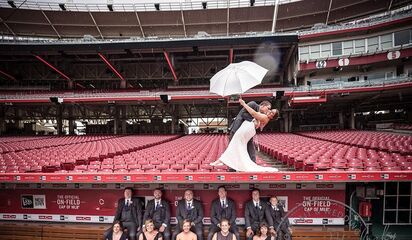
210 99 279 172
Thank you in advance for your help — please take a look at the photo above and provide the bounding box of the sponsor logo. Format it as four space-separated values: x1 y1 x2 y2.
66 176 73 181
15 176 21 181
283 175 290 180
21 195 34 209
217 175 225 180
269 184 287 189
40 176 46 181
124 176 131 181
348 174 356 180
99 216 105 222
322 219 329 224
293 218 313 224
154 176 162 181
185 176 193 181
76 216 91 221
3 214 16 219
94 176 101 181
39 215 52 220
60 215 65 221
316 184 334 189
249 175 258 180
315 174 323 180
381 174 389 179
23 215 28 220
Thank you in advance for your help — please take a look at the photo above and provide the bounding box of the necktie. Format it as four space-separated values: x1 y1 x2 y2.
187 202 191 210
155 201 159 210
221 200 225 208
255 203 259 209
126 200 129 206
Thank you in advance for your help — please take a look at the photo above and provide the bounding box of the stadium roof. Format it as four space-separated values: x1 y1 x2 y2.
0 0 409 39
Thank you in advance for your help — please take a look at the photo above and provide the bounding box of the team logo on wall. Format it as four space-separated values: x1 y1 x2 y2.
21 195 46 209
315 60 327 69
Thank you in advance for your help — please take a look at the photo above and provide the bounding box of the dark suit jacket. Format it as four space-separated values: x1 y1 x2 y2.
176 199 204 226
244 200 268 230
143 199 171 227
114 197 143 227
265 204 290 231
210 198 236 226
229 101 259 135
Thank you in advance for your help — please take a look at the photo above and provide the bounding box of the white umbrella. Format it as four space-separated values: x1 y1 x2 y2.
209 61 268 97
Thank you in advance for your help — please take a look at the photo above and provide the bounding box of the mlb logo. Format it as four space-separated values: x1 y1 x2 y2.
322 219 329 224
99 216 105 222
40 176 46 181
217 175 225 180
315 175 323 180
66 176 73 181
23 215 28 220
60 215 65 221
154 176 162 181
123 176 131 181
381 174 389 179
348 174 356 180
185 176 193 181
15 176 21 181
94 176 101 181
249 175 258 180
283 175 290 180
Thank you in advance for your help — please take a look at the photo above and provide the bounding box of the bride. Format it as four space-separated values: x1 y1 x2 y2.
210 98 279 172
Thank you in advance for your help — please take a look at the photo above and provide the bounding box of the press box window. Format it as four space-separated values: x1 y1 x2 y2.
332 42 342 56
343 41 353 55
367 37 379 53
310 45 320 59
321 43 331 58
299 46 309 61
355 39 365 53
394 29 411 46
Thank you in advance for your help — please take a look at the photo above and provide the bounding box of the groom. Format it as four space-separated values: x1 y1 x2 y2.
228 100 272 163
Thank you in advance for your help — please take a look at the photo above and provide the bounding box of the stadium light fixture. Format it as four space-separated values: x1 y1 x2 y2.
154 3 160 11
107 4 114 11
59 3 66 11
250 0 255 7
7 1 16 8
202 2 207 9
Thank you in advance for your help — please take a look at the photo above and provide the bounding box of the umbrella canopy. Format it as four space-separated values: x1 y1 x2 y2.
209 61 268 97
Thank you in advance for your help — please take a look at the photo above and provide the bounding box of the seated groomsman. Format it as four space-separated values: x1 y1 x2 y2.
244 188 268 240
173 189 204 240
208 186 239 240
143 188 171 240
265 196 292 240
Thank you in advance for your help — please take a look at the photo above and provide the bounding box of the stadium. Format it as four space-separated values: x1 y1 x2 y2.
0 0 411 239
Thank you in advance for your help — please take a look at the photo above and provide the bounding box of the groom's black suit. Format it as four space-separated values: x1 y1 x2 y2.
229 101 259 162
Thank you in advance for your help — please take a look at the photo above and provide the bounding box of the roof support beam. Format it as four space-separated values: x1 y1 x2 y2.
325 0 333 24
229 48 233 64
163 50 178 82
41 10 61 39
133 5 145 38
226 0 230 36
98 53 125 82
180 5 187 38
88 11 104 39
0 69 17 81
34 55 71 82
388 0 394 10
0 17 16 36
271 0 279 32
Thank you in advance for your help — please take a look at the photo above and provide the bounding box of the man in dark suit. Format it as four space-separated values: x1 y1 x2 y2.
104 187 143 240
229 100 271 163
173 189 204 240
244 188 268 240
208 186 239 240
265 196 292 240
143 188 171 240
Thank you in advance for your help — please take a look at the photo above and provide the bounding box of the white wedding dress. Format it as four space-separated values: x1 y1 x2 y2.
218 120 278 172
